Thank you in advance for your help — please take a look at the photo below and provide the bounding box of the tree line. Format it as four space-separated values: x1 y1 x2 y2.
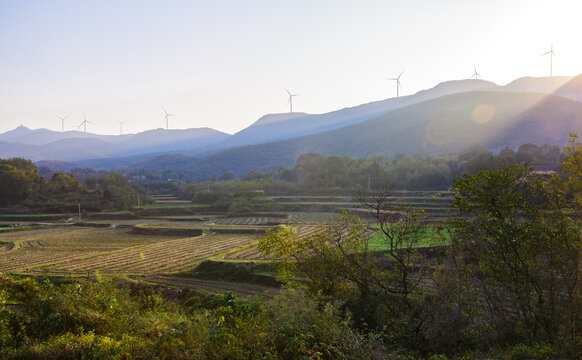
174 142 562 203
0 158 145 211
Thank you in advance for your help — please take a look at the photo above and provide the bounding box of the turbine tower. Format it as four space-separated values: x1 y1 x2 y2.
117 120 127 135
387 71 403 98
540 43 556 76
472 65 481 79
78 112 94 138
57 114 69 132
285 88 300 113
162 107 175 130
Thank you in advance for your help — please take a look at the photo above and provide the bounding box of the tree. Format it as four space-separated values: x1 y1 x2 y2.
259 196 443 350
220 172 234 181
450 163 580 342
0 158 43 204
561 132 582 209
0 164 31 204
46 172 80 194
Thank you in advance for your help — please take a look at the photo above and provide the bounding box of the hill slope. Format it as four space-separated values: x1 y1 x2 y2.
214 79 499 149
132 91 582 179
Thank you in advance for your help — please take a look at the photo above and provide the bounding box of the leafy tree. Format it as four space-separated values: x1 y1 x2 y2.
46 172 81 194
0 158 44 204
259 201 442 350
220 171 234 181
0 164 31 204
451 163 580 342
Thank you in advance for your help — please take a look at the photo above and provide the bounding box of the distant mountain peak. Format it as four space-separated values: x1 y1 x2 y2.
501 76 573 94
413 79 498 97
252 113 310 126
0 125 34 142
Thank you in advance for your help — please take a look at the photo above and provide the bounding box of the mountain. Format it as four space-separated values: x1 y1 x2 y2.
500 76 573 94
2 75 578 169
0 126 132 146
0 125 33 142
131 90 582 179
212 79 499 150
554 73 582 102
111 128 230 156
207 76 573 152
0 127 230 162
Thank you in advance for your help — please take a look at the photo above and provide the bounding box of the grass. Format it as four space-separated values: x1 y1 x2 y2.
365 225 451 251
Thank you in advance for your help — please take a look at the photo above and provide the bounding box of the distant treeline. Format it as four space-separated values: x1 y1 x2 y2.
163 142 561 199
0 158 146 211
5 142 560 210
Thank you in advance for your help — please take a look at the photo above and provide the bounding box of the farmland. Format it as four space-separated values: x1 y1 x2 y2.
0 191 453 296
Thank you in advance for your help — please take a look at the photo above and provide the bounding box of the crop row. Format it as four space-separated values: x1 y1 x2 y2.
205 213 338 226
284 212 336 224
35 233 259 275
211 216 288 225
0 227 183 273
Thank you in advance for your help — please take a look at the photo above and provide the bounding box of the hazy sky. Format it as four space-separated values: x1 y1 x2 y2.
1 0 581 136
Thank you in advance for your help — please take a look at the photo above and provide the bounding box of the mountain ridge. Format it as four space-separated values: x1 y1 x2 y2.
1 75 579 169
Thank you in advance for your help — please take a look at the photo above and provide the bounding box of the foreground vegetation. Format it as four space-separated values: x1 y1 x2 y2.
0 275 385 359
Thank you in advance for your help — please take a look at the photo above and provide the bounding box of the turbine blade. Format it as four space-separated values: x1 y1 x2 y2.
398 70 403 79
285 88 291 96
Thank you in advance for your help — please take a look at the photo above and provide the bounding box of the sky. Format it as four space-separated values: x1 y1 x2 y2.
1 0 581 136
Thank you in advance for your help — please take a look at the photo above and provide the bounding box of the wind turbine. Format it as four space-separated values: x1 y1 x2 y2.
540 43 556 76
472 65 481 80
162 107 175 130
78 112 95 138
387 71 403 98
56 114 69 132
117 120 127 135
285 88 300 113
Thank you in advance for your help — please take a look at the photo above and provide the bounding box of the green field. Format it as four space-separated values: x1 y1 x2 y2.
365 225 451 251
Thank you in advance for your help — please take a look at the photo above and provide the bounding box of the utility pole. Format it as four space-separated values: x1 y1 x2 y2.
78 202 81 221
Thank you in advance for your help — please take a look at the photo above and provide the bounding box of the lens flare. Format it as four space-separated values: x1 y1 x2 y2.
472 104 495 124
